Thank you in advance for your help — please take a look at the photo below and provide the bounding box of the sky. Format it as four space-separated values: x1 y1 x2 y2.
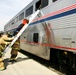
0 0 33 31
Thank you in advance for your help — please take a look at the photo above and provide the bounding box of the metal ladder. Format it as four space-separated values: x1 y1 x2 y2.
4 10 40 54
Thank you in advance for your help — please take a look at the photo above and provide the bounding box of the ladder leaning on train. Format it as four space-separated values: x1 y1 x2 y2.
3 9 43 54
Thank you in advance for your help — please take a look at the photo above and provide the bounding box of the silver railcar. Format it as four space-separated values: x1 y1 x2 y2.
4 0 76 73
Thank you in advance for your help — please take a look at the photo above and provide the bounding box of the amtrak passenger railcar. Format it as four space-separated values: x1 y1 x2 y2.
4 0 76 73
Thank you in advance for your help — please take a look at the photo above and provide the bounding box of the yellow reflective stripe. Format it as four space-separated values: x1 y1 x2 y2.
14 42 19 45
12 48 20 50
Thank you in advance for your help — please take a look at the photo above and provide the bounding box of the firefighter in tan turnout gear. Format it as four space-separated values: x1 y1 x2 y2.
9 37 20 63
0 31 14 71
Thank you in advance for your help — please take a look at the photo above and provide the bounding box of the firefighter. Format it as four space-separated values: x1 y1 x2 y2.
9 19 29 63
1 32 14 41
0 31 13 71
13 19 29 36
9 37 20 63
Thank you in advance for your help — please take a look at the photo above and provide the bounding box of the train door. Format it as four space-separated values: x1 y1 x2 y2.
59 28 72 48
32 31 50 60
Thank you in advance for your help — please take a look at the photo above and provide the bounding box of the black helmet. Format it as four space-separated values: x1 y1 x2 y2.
7 32 12 37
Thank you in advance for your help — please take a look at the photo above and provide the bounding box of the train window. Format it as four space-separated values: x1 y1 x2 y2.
33 33 39 42
41 0 48 8
52 0 57 2
15 16 18 22
35 0 41 11
11 20 14 25
25 6 33 17
35 0 48 11
19 12 24 21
